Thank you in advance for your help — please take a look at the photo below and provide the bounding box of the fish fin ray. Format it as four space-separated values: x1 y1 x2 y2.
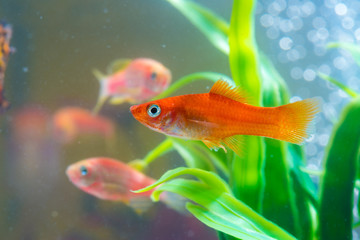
209 79 249 103
222 135 244 157
276 97 321 144
107 58 132 74
129 197 154 214
202 140 227 153
92 69 106 81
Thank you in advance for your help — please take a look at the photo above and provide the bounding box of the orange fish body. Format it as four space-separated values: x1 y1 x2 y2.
92 58 171 114
52 107 115 143
130 80 321 156
66 157 156 202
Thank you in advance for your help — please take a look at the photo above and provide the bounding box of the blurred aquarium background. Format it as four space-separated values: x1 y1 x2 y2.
0 0 360 239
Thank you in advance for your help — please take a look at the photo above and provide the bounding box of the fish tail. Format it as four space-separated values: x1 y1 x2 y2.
92 68 106 82
92 69 109 115
276 97 321 144
160 192 187 214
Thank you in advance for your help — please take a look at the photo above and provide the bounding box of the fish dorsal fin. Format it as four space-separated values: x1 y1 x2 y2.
107 58 132 74
209 79 248 103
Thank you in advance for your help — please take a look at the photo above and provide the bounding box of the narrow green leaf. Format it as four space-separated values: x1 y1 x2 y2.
318 72 358 98
228 0 264 212
229 0 261 100
152 72 231 100
133 167 231 194
260 59 298 237
260 53 317 239
147 171 296 240
172 138 230 177
328 42 360 67
167 0 229 54
319 97 360 239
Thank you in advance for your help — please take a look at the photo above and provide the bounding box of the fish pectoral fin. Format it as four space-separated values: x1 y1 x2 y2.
202 140 227 153
209 79 250 104
222 135 244 157
107 58 132 74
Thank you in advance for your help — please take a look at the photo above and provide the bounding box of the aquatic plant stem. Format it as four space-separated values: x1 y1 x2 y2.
142 138 173 166
152 72 230 100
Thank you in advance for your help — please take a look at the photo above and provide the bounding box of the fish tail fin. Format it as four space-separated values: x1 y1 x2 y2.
160 192 187 214
91 69 109 115
92 68 106 82
276 97 321 144
128 197 154 214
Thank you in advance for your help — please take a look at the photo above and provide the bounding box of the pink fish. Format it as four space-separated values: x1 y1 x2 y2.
92 58 171 113
66 157 182 212
52 107 115 143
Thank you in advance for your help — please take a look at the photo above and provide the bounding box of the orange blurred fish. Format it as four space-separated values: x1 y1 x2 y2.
66 157 182 212
0 21 14 112
52 107 115 143
130 79 321 156
92 58 171 114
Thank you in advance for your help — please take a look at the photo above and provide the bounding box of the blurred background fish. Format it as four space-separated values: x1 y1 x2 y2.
92 58 171 114
52 107 115 144
66 157 182 213
0 20 13 112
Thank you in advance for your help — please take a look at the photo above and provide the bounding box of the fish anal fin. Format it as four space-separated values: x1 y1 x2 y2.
202 140 227 153
107 58 132 74
210 79 249 103
222 135 244 157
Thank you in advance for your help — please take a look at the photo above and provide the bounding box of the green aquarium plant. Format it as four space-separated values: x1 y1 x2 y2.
131 0 360 239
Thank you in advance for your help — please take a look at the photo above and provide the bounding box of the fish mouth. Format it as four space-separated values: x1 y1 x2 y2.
129 104 142 120
129 105 138 114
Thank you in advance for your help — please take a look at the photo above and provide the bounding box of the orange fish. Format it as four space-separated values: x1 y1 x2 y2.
0 21 13 112
66 157 183 212
92 58 171 114
52 107 115 143
130 79 321 156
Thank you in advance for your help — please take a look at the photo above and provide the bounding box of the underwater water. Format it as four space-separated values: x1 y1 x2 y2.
0 0 360 239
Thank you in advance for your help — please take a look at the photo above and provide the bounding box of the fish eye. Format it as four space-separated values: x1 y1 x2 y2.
80 166 88 176
150 72 157 80
147 104 161 117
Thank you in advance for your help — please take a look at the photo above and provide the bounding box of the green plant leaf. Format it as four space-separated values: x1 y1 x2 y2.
152 72 231 100
135 168 296 240
170 138 215 171
319 97 360 239
228 0 264 212
318 72 358 98
167 0 229 54
128 138 174 171
172 138 230 177
328 42 360 67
